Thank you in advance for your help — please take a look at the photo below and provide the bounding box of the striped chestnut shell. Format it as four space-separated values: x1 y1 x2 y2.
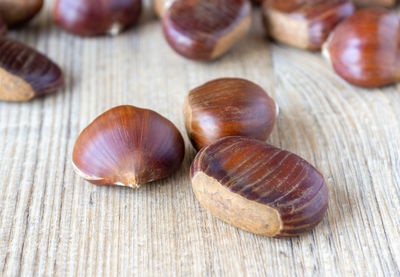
0 36 64 102
72 105 185 188
190 136 329 237
162 0 252 60
53 0 142 36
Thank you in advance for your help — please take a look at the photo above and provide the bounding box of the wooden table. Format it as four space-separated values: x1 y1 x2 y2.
1 1 399 276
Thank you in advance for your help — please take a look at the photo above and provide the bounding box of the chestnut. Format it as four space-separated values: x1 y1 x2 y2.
184 78 277 151
53 0 142 36
0 36 64 102
322 8 400 87
262 0 355 51
72 105 185 188
354 0 396 7
162 0 252 61
191 136 329 237
0 0 43 27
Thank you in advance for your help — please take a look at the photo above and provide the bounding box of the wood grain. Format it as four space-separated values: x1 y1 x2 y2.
0 1 399 276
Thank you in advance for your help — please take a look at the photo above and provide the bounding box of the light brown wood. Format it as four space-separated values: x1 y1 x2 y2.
0 1 400 276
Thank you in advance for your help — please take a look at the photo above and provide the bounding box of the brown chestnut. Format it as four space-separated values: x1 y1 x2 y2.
53 0 142 36
153 0 175 18
322 8 400 87
72 105 185 188
0 36 64 102
162 0 252 61
191 136 329 238
262 0 355 51
184 78 277 151
0 0 43 27
354 0 396 7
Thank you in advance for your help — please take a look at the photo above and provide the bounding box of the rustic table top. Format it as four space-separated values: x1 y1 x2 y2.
1 1 400 276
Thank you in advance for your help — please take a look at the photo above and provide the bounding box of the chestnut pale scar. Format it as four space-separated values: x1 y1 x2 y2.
0 68 35 101
192 172 282 237
264 10 310 50
212 12 252 59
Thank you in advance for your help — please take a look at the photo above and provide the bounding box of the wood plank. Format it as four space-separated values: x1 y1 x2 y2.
0 1 399 276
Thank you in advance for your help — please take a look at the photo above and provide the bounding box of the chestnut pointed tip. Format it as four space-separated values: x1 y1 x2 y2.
108 23 123 36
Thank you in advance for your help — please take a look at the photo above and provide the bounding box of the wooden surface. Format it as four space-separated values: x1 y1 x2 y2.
1 1 400 276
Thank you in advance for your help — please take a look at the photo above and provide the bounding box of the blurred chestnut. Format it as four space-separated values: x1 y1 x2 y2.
162 0 252 61
323 8 400 87
0 36 64 101
53 0 142 36
354 0 396 7
0 0 43 27
72 105 185 188
262 0 355 51
184 78 277 150
191 136 329 237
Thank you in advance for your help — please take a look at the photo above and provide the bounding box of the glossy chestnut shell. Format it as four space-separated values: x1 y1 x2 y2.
262 0 355 51
53 0 142 36
323 8 400 87
184 78 277 150
0 36 64 101
191 136 329 238
72 105 185 188
162 0 252 61
0 0 43 27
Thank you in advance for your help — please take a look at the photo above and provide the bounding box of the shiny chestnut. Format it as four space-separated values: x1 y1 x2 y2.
162 0 252 61
0 0 43 27
323 8 400 87
191 136 329 238
0 36 64 101
262 0 355 51
184 78 277 151
72 105 185 188
53 0 142 36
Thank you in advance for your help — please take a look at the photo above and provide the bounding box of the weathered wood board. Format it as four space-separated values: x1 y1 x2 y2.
1 1 399 276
